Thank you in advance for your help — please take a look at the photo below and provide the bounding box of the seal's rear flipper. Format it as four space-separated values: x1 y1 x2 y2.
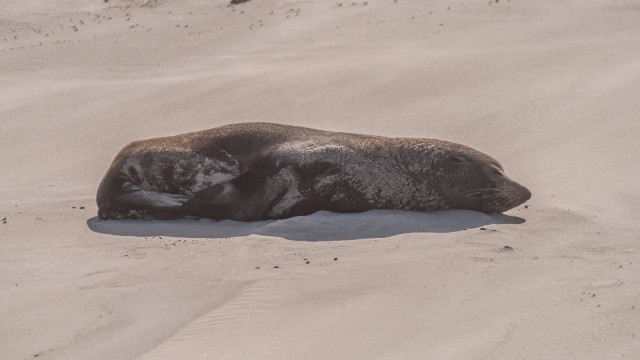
98 189 190 220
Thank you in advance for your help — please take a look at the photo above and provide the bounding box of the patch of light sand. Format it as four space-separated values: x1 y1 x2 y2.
1 0 639 359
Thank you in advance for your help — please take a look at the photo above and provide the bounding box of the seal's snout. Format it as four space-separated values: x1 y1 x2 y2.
488 180 531 213
512 183 531 207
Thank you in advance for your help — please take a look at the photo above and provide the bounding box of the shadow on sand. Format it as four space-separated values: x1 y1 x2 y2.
87 210 526 241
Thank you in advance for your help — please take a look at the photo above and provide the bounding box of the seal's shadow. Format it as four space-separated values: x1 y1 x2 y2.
87 210 525 241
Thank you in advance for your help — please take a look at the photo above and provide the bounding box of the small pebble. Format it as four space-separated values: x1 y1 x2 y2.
334 257 338 261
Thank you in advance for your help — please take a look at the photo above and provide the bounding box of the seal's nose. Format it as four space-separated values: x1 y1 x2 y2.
523 188 532 201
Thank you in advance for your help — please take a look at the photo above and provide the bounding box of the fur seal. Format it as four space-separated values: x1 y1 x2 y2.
97 122 531 221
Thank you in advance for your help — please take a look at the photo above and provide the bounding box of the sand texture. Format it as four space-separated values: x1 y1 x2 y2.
2 0 640 359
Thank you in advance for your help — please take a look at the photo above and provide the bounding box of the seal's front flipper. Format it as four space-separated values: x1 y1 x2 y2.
180 183 233 220
182 170 289 222
98 189 189 220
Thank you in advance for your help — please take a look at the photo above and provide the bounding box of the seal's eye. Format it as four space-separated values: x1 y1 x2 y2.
448 155 466 163
491 168 503 176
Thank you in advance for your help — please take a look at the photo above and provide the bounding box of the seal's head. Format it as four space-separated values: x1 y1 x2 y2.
431 144 531 213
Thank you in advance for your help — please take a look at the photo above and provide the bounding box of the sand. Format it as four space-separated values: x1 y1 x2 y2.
2 0 639 359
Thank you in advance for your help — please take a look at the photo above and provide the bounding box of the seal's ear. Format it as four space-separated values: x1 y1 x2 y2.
430 157 439 169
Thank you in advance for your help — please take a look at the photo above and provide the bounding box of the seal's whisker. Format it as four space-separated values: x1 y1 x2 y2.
453 193 485 203
454 192 511 207
454 192 487 203
454 189 503 203
458 188 501 195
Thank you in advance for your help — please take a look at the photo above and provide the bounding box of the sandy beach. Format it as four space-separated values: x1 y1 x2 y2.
2 0 639 359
